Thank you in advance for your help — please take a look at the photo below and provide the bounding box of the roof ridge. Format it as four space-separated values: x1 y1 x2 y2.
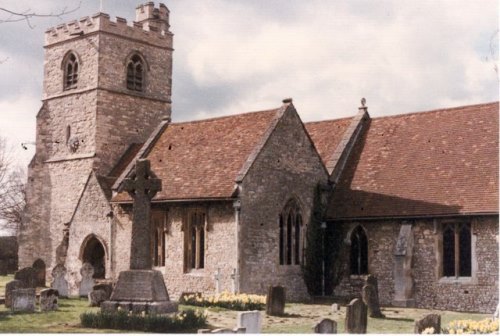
372 101 499 120
171 108 280 126
305 116 354 125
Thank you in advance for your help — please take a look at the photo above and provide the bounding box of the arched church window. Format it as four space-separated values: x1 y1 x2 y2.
64 52 79 90
442 222 471 277
184 210 206 272
350 225 368 275
279 199 303 266
127 54 144 91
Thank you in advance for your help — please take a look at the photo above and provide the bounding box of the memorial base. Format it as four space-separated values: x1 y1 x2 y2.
101 269 178 315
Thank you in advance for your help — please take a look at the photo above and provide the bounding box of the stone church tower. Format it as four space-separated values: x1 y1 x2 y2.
18 3 173 282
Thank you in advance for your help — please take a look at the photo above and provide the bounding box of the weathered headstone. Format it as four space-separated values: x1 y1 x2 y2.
93 283 113 298
345 298 367 334
313 318 337 334
414 314 441 334
494 303 499 320
89 289 108 307
14 267 37 288
392 223 415 307
237 310 262 333
102 159 177 315
32 259 46 287
331 303 340 313
40 288 59 311
266 285 285 316
5 280 23 308
0 260 7 276
11 288 36 312
362 275 385 318
51 264 69 298
79 262 95 297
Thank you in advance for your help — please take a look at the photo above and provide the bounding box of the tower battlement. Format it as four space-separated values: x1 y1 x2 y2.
45 3 172 48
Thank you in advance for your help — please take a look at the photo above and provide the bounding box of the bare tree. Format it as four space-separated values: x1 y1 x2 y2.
0 137 26 235
0 2 81 29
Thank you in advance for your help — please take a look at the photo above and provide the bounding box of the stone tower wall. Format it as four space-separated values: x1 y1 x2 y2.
19 4 173 276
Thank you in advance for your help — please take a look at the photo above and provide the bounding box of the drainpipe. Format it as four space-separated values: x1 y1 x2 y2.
233 199 241 293
106 209 114 279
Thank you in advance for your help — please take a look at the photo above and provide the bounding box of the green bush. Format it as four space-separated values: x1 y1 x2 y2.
80 309 206 332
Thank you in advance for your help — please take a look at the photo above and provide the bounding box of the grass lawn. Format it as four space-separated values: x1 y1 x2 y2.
0 272 492 333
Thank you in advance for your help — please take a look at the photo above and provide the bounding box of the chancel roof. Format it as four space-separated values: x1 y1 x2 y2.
324 102 499 219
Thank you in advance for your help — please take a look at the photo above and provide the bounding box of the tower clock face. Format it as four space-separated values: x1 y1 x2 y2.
68 136 80 152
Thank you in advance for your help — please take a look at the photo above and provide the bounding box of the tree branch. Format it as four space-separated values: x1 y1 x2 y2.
0 2 81 29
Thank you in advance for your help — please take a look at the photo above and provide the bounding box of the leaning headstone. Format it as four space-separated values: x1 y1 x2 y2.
237 310 262 333
362 275 385 318
5 280 23 308
89 289 108 307
266 285 285 316
51 264 69 298
14 267 37 288
414 314 441 334
11 288 36 312
32 259 46 287
40 288 59 311
79 262 95 297
313 318 337 333
345 298 367 334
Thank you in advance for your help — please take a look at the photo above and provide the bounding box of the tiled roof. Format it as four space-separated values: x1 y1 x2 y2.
112 108 280 202
327 102 499 219
305 118 352 166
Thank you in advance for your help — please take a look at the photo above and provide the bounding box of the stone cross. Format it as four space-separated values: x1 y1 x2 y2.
120 159 162 270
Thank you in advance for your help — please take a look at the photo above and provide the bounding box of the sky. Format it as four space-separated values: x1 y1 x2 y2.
0 0 498 171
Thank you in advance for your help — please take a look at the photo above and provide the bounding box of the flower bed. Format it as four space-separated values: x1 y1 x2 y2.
442 318 499 334
180 291 266 311
80 309 206 332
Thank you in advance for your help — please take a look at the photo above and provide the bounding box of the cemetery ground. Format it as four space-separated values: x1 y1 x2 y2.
0 274 490 333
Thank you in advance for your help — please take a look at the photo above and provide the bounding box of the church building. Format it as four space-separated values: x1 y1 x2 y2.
18 2 498 313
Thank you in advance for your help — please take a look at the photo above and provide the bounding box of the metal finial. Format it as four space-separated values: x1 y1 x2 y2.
361 98 366 107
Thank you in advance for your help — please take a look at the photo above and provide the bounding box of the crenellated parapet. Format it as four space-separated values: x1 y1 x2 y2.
45 4 172 48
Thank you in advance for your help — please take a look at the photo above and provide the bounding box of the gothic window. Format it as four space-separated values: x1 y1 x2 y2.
184 211 205 271
64 52 79 90
279 199 303 265
152 212 166 267
350 225 368 275
442 222 471 277
127 54 144 91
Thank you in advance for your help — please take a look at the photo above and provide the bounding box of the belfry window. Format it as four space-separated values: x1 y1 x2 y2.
279 199 303 265
442 222 471 277
184 211 205 271
152 212 166 267
127 55 144 91
350 226 368 275
64 53 79 90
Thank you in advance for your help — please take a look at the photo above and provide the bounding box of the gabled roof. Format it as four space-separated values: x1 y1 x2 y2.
305 117 352 166
326 102 499 219
112 108 282 202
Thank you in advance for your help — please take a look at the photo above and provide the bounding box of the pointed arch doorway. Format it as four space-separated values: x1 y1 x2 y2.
81 235 106 279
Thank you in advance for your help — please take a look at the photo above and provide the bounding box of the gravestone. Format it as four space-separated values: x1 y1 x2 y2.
414 314 441 334
494 303 499 320
237 310 262 333
345 298 367 334
89 289 108 307
5 280 23 308
14 267 36 288
51 264 69 297
266 285 285 316
0 260 7 276
392 223 415 307
11 288 36 312
79 262 95 297
93 283 113 298
331 303 340 313
32 259 46 287
362 275 385 318
313 318 337 333
101 159 177 314
40 288 59 311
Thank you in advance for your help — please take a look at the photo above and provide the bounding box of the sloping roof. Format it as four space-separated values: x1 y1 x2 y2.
327 102 499 219
305 117 352 166
112 108 281 202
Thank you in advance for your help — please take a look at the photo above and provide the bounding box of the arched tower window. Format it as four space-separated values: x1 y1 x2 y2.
127 54 144 91
279 199 303 266
350 225 368 275
64 52 79 90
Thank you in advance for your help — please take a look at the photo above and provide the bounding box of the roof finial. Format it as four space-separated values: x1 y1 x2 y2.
282 97 293 104
361 97 366 107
